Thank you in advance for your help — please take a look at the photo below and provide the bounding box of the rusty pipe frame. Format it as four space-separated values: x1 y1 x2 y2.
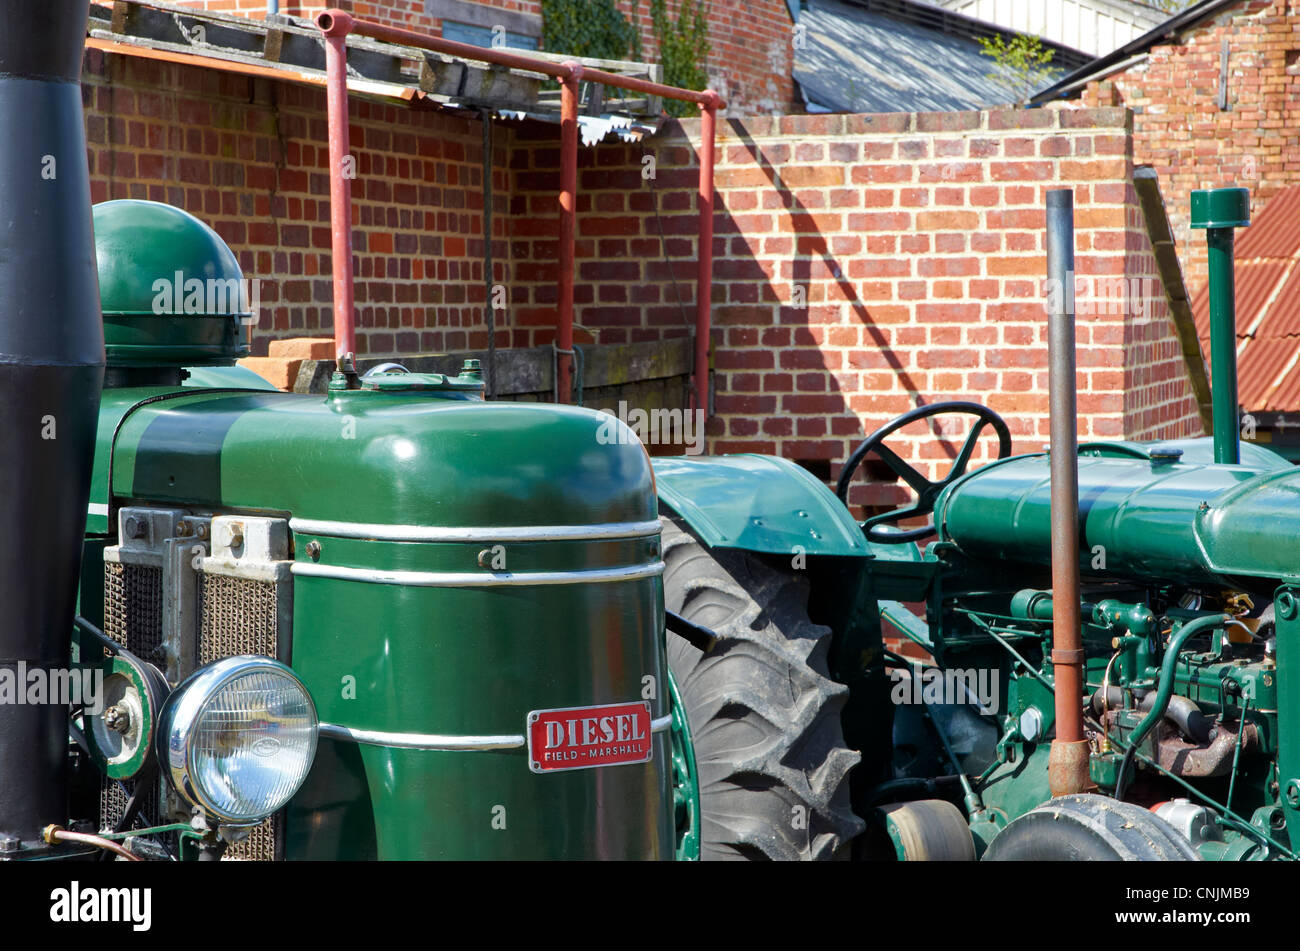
693 92 720 415
315 10 724 408
1044 188 1089 796
318 9 357 381
556 65 580 401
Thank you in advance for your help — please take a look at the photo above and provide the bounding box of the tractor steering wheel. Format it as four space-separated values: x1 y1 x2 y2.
835 401 1012 544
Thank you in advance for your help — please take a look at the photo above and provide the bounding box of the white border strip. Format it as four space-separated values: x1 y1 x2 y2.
289 517 661 543
319 714 672 751
291 560 664 587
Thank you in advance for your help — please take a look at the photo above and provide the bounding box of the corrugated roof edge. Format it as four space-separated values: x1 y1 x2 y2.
1027 0 1242 105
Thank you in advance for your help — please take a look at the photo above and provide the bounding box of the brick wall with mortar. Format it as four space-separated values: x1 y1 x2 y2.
511 107 1205 513
82 43 1202 517
83 46 508 358
1079 0 1300 297
173 0 795 115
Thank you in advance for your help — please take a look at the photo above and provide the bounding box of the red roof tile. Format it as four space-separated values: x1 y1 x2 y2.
1192 185 1300 412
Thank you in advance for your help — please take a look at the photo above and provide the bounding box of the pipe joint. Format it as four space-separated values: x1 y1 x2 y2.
317 9 354 38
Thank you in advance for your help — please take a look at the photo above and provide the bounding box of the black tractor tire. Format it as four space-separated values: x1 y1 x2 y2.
983 794 1200 861
661 514 864 860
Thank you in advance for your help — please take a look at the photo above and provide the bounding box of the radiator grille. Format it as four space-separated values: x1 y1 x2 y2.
101 559 285 861
99 776 161 839
199 574 279 665
197 572 282 860
104 562 164 663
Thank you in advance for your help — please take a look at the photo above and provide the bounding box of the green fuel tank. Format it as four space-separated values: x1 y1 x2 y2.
933 441 1300 588
82 201 673 860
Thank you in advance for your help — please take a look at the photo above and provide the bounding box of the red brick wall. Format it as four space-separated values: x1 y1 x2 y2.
84 47 507 356
171 0 794 115
83 43 1201 512
1079 0 1296 295
509 107 1203 509
621 0 796 114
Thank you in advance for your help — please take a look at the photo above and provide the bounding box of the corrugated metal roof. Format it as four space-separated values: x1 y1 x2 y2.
794 0 1092 113
1191 184 1300 413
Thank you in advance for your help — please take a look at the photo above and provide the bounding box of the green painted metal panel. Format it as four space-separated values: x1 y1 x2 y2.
87 385 672 859
653 454 869 557
183 365 278 390
1080 436 1289 469
936 452 1300 584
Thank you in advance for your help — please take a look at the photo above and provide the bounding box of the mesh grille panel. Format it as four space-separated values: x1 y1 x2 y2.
99 776 162 839
199 574 278 665
225 816 278 862
104 562 164 662
199 573 282 860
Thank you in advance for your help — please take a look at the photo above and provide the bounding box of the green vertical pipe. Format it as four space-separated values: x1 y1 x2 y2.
1190 187 1250 466
1207 227 1240 464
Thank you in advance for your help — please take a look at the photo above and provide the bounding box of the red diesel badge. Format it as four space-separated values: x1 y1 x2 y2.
527 701 653 773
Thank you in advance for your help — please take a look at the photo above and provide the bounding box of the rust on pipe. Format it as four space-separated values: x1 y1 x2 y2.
556 65 581 403
578 66 718 105
694 92 720 416
318 9 358 379
1044 188 1090 796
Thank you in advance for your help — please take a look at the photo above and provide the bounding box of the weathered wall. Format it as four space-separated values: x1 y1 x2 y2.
1080 0 1297 295
512 107 1204 510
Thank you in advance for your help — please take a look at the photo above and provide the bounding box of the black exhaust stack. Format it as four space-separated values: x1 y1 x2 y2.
0 0 103 854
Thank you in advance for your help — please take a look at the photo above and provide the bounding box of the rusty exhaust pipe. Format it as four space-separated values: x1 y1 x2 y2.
1044 189 1090 796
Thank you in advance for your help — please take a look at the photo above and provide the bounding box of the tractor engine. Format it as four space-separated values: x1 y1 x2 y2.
921 440 1293 858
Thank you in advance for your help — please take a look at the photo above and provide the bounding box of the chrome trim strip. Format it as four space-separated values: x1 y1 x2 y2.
318 724 526 750
289 517 662 543
291 560 665 587
319 713 672 751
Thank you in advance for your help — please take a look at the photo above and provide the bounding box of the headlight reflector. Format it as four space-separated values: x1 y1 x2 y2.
158 656 318 824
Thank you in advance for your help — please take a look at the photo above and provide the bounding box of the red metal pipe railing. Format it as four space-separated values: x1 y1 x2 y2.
319 9 357 377
557 65 581 401
316 9 723 411
695 93 719 414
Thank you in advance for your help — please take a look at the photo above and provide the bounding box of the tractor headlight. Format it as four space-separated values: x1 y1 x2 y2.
157 656 318 825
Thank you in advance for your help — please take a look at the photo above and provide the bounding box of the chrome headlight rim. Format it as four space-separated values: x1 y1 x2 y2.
157 655 319 826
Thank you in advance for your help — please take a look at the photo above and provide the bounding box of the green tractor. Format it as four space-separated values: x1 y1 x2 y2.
657 186 1294 862
2 0 1293 865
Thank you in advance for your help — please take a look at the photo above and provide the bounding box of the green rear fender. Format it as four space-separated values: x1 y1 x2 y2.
652 454 868 558
652 454 925 564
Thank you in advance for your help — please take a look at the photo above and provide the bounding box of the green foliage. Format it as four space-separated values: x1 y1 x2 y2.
541 0 639 62
650 0 711 117
1149 0 1195 11
977 32 1062 106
